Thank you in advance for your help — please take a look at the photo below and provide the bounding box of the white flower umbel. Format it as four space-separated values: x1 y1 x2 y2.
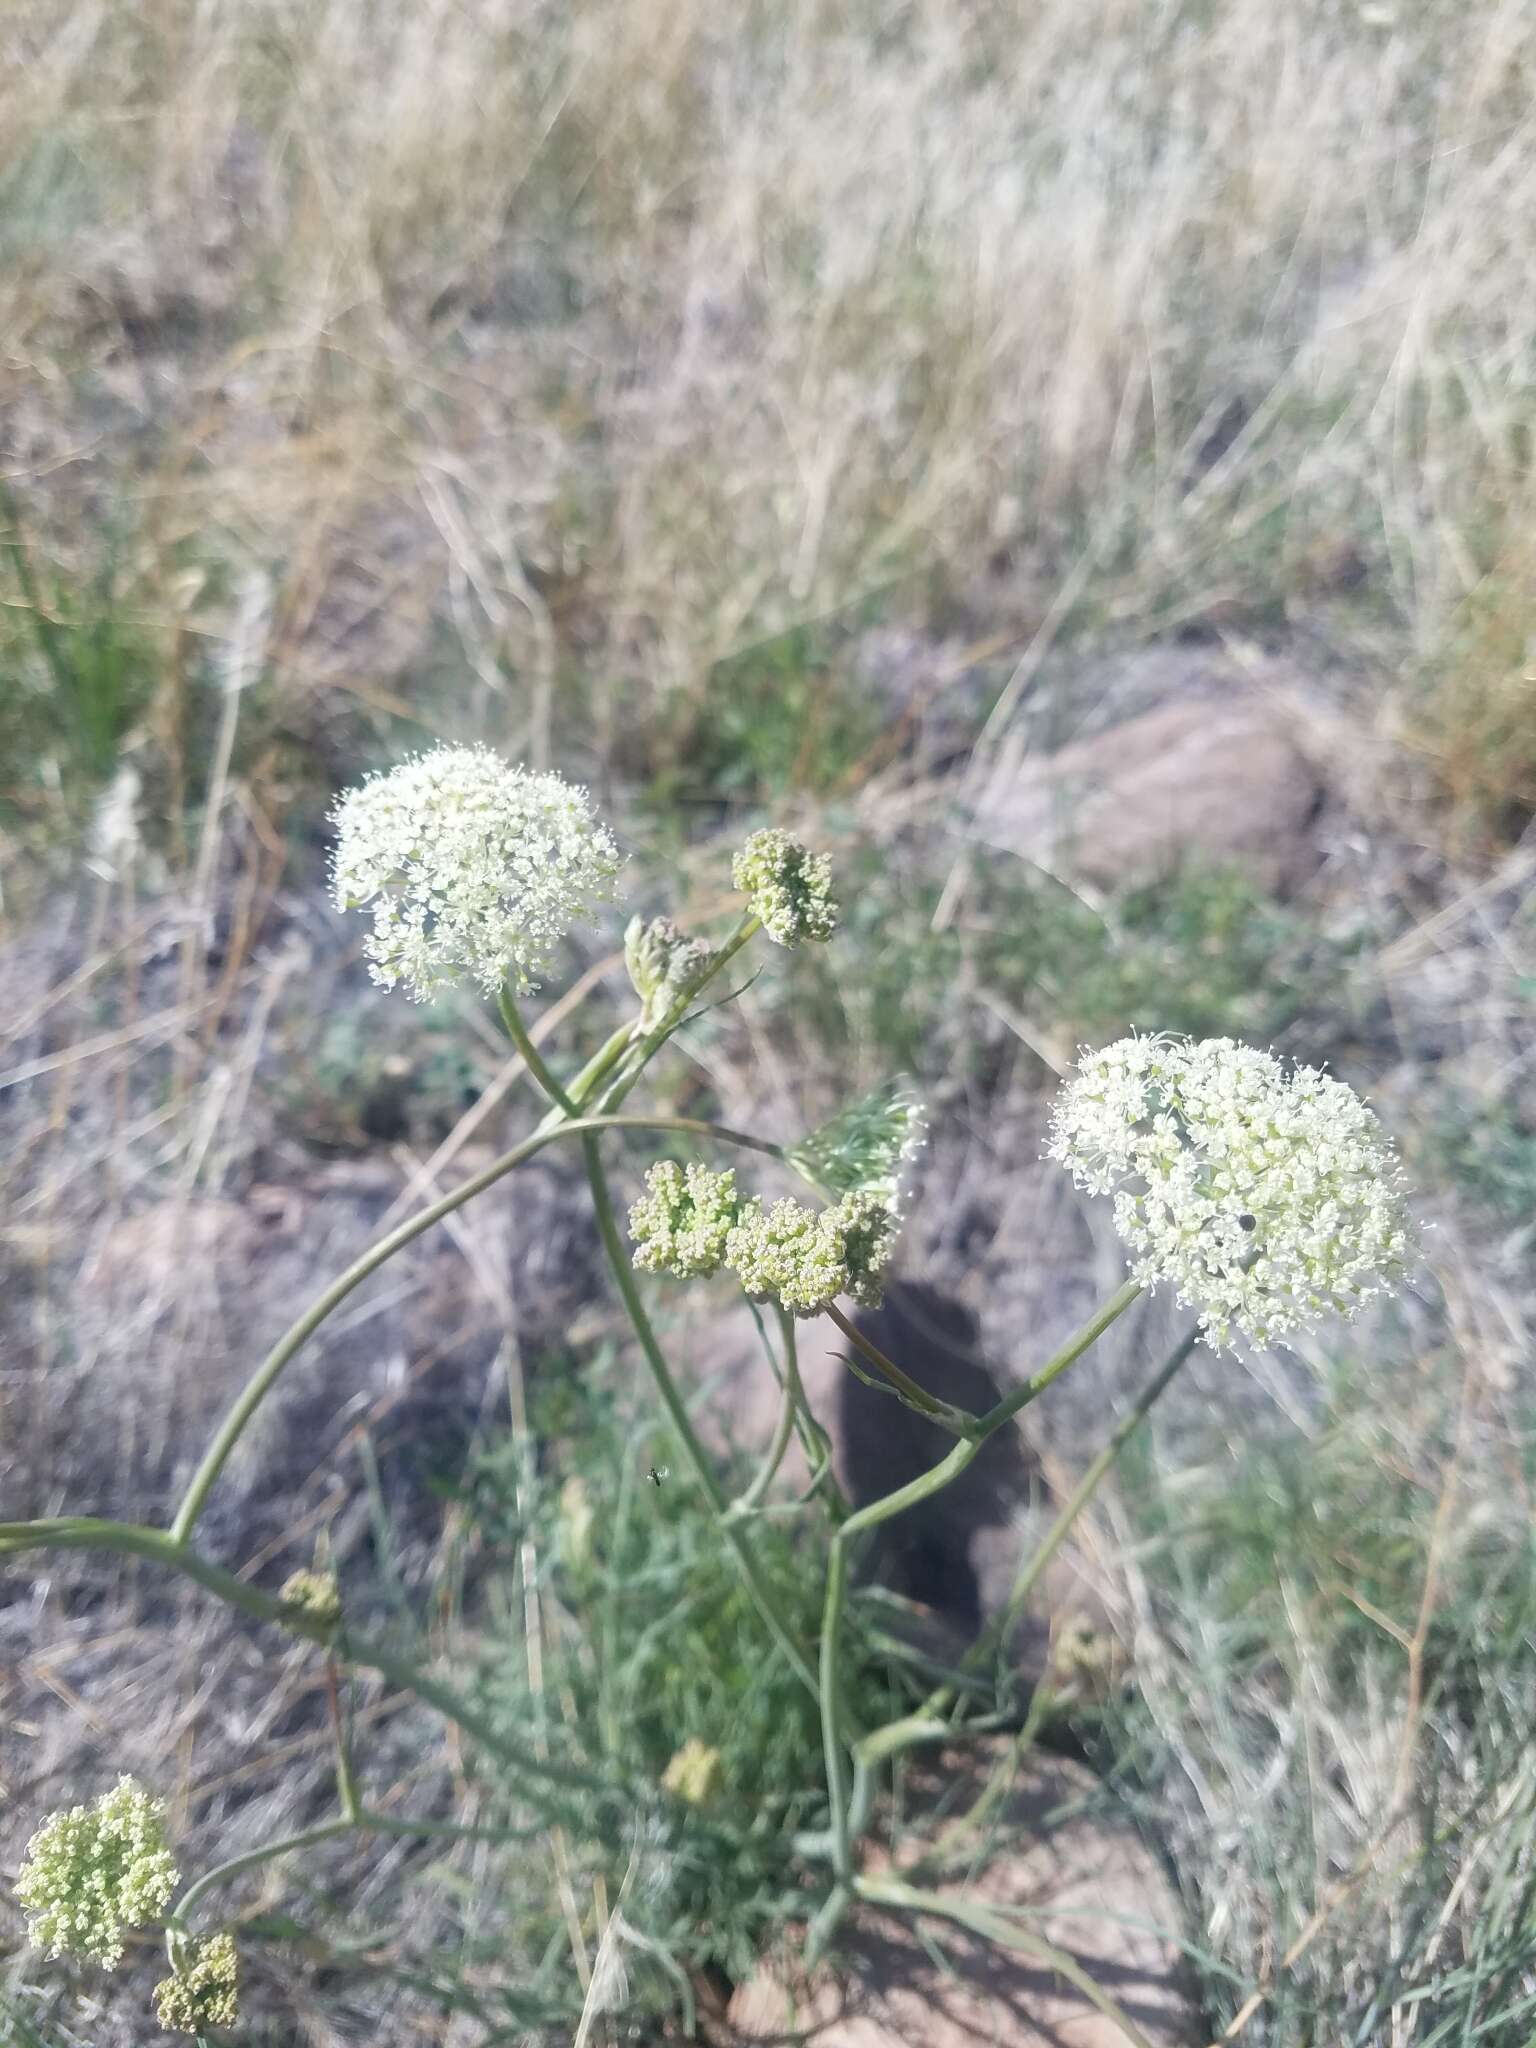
1048 1034 1411 1350
331 746 623 1002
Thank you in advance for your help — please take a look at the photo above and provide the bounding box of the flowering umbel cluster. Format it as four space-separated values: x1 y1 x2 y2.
629 1163 898 1315
155 1934 241 2033
1048 1034 1411 1349
331 746 623 1002
732 829 838 947
16 1777 179 1968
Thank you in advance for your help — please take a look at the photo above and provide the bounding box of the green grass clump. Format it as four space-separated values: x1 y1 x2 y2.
1423 1092 1536 1226
431 1361 902 2033
1103 1369 1536 2044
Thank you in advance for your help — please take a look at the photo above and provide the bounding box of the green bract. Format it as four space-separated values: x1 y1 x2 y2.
624 914 712 1027
155 1933 241 2033
731 829 838 947
629 1161 742 1279
16 1777 179 1968
787 1077 926 1209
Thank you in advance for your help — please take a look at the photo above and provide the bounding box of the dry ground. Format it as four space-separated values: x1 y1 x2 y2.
2 0 1535 2040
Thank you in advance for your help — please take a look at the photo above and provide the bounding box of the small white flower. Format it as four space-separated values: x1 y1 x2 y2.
1048 1034 1411 1350
331 746 623 1002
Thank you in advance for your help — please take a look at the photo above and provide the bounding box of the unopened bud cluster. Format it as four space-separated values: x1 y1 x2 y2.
732 829 838 947
1048 1034 1411 1349
280 1567 342 1626
629 1166 897 1315
625 914 712 1027
16 1777 179 1968
661 1738 724 1807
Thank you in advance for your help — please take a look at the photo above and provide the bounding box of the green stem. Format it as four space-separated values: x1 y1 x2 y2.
594 914 760 1116
498 984 578 1114
970 1279 1143 1443
170 1820 354 1931
824 1303 979 1437
169 1111 782 1545
729 1348 800 1518
0 1518 617 1803
816 1281 1147 1873
859 1302 1195 1764
579 1130 820 1702
820 1538 855 1886
969 1319 1202 1691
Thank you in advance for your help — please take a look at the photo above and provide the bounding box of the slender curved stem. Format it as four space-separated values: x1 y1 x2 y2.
0 1518 618 1802
858 1303 1195 1765
169 1112 782 1544
594 914 760 1116
499 984 578 1115
579 1131 820 1702
729 1355 799 1518
170 1820 355 1931
816 1281 1148 1886
971 1279 1143 1442
820 1538 855 1886
824 1304 979 1437
970 1318 1202 1691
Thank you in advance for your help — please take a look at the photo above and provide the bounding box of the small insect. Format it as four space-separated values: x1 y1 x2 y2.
647 1464 669 1488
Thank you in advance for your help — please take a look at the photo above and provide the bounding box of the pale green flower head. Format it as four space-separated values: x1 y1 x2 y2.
724 1189 898 1316
155 1932 241 2033
624 914 711 1027
280 1567 342 1626
731 828 838 947
1048 1033 1412 1350
16 1776 179 1968
331 745 623 1002
661 1737 724 1807
629 1160 741 1279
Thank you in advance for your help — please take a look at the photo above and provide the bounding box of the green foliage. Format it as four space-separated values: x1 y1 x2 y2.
0 488 160 827
1103 1372 1536 2043
427 1362 902 2033
1424 1091 1536 1225
644 627 885 817
781 844 1355 1078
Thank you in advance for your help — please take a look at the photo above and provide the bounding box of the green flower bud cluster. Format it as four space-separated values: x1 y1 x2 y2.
628 1160 898 1315
726 1190 896 1315
732 829 838 947
661 1737 724 1807
16 1777 179 1968
279 1567 342 1626
624 914 712 1026
629 1162 741 1279
155 1933 241 2033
